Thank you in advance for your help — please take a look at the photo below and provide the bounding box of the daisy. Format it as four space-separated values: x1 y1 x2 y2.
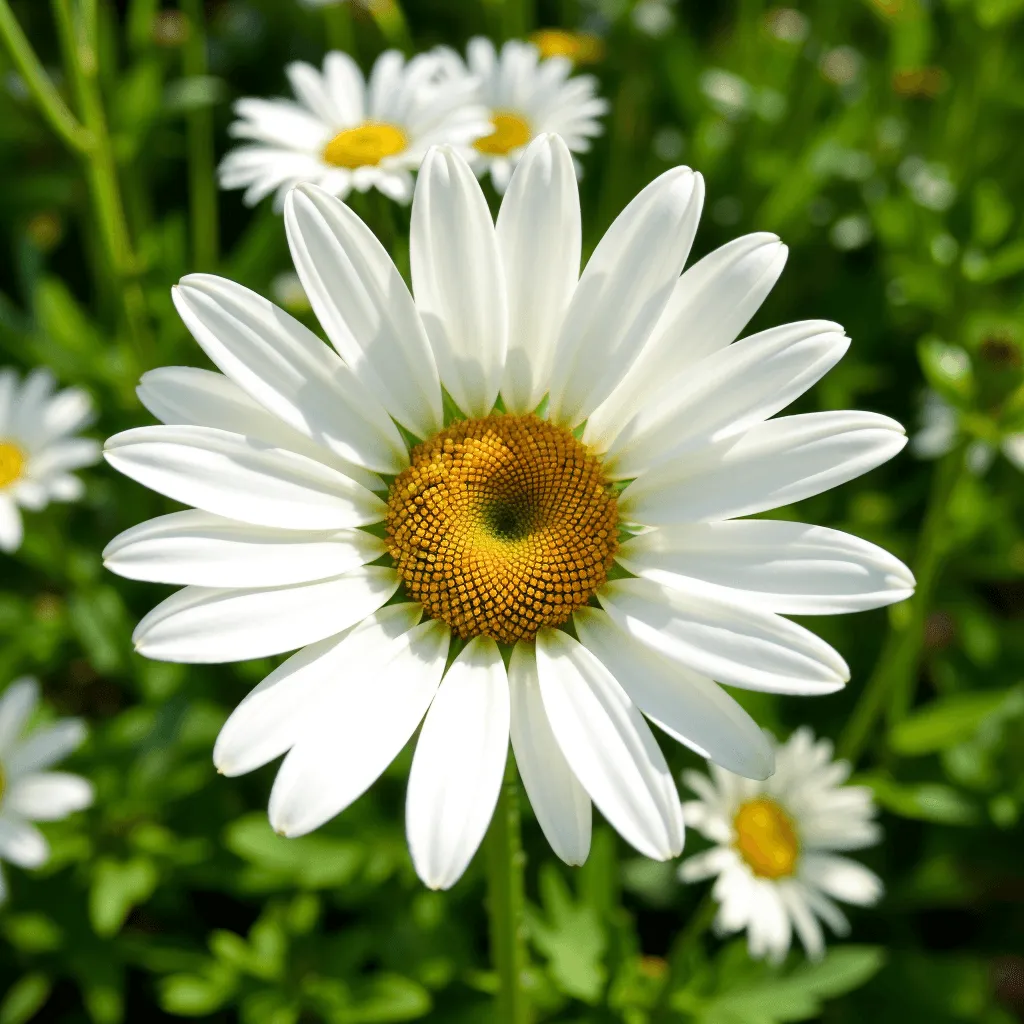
435 38 608 193
0 678 93 903
679 728 883 963
0 368 100 554
218 49 490 209
104 136 911 890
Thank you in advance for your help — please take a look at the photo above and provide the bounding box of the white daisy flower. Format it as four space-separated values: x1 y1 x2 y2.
679 727 883 963
0 678 93 904
104 136 912 890
435 38 608 193
219 49 490 209
0 368 100 554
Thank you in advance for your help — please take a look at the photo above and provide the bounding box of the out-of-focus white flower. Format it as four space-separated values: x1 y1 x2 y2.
898 157 957 212
433 38 607 194
0 678 93 903
632 0 676 37
700 69 752 118
219 50 490 210
270 271 311 313
912 390 1022 474
680 728 883 963
0 368 99 554
829 214 873 251
766 8 810 43
820 46 862 86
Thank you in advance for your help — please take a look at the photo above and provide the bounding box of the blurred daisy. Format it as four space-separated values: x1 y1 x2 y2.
106 137 910 890
0 678 93 903
435 38 608 193
680 727 882 962
0 368 99 554
219 50 490 209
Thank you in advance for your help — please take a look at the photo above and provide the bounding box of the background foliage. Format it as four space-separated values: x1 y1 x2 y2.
1 0 1023 1020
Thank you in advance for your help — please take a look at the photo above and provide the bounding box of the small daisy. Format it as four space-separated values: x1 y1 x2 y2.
435 38 608 193
0 368 99 554
219 49 490 209
0 678 93 903
680 727 883 963
105 136 911 890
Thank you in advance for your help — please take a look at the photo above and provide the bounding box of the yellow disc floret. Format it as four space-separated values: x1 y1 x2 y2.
474 111 533 157
0 441 26 489
387 414 619 645
734 797 801 879
530 29 606 64
322 122 408 169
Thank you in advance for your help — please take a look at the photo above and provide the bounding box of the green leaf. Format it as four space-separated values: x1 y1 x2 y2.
89 856 160 937
159 965 237 1017
863 776 981 825
917 338 974 404
0 973 52 1024
889 687 1024 755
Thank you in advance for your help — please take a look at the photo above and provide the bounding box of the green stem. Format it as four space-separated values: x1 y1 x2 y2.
484 757 530 1024
366 0 412 51
323 2 355 54
837 445 966 763
0 0 90 153
481 0 532 39
180 0 218 270
654 894 716 1020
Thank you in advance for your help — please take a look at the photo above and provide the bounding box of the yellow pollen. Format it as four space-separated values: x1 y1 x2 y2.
0 441 26 489
386 414 619 645
322 122 408 169
474 111 533 157
530 29 605 64
734 797 800 879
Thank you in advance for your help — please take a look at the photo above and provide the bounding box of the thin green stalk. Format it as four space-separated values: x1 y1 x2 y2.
653 894 717 1020
180 0 218 270
323 2 355 54
481 0 532 40
366 0 411 51
838 446 966 763
0 0 90 153
484 756 530 1024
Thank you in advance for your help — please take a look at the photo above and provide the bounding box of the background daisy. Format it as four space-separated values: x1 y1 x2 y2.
0 368 99 554
680 727 883 963
219 49 490 208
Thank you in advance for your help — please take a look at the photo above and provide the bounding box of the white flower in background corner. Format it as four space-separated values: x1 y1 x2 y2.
219 49 490 209
434 38 608 193
0 678 93 903
105 136 911 891
680 727 883 963
0 368 100 554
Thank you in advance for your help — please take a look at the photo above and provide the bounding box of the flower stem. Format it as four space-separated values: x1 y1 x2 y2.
0 0 90 153
180 0 219 270
323 3 355 54
653 894 716 1020
837 445 966 764
482 0 532 39
366 0 412 51
484 756 530 1024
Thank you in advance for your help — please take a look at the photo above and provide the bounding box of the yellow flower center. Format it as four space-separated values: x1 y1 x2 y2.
322 122 408 169
734 797 800 879
0 441 26 489
530 29 605 64
386 414 619 645
474 111 533 157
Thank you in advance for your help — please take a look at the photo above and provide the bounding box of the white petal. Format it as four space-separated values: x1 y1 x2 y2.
778 882 826 961
24 438 101 479
594 321 849 470
508 642 591 866
546 167 704 426
285 183 443 438
172 276 407 474
5 720 86 776
586 233 787 444
535 628 683 860
0 817 49 869
621 412 908 525
286 60 345 125
406 636 510 890
0 678 39 755
679 845 736 882
801 853 883 906
0 496 24 553
411 147 508 417
496 134 581 414
597 577 849 695
1003 434 1024 471
573 607 773 779
215 604 423 776
132 566 398 664
5 772 93 820
104 510 385 588
618 521 915 615
269 617 450 836
104 425 385 531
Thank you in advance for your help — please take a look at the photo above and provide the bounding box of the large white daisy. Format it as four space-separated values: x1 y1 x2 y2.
0 678 93 904
105 136 912 890
435 37 608 193
219 49 490 209
679 727 883 962
0 368 100 554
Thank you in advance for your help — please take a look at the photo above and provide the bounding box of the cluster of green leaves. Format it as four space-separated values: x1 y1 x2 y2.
1 0 1023 1021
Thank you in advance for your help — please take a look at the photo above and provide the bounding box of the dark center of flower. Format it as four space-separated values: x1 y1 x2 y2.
386 414 619 644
